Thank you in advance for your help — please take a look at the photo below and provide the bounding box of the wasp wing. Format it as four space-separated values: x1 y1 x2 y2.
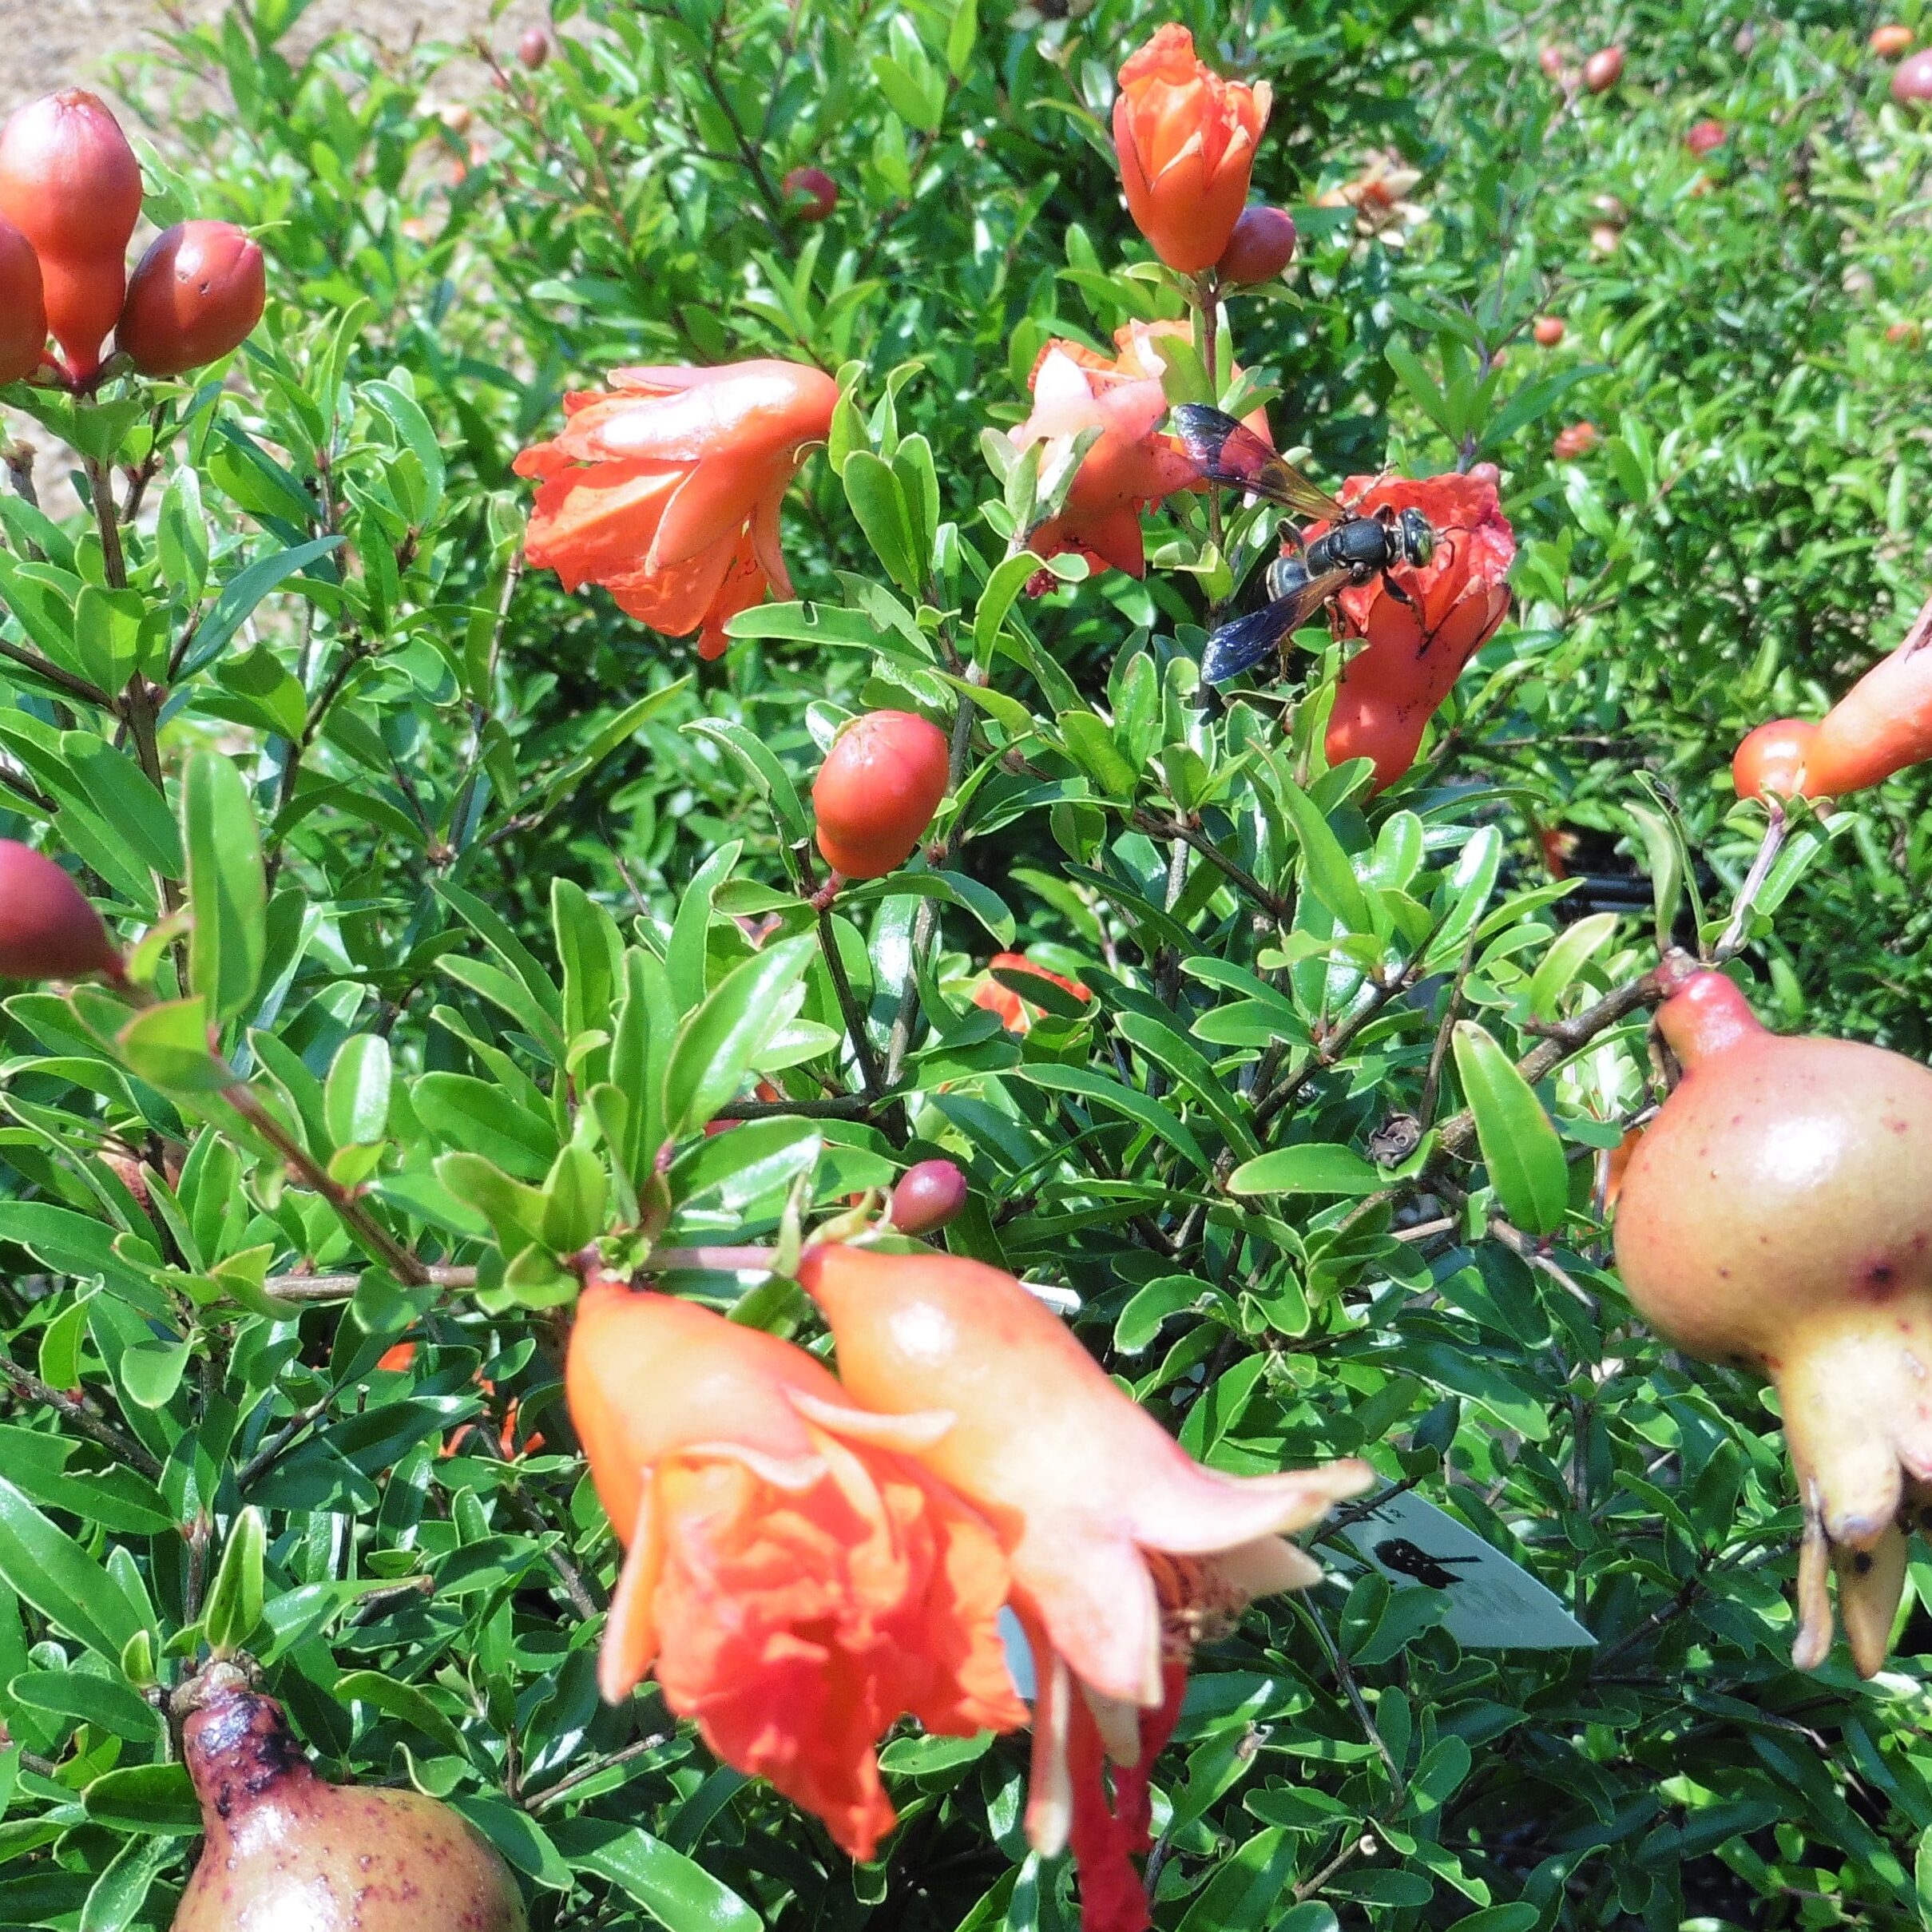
1169 405 1351 522
1199 566 1347 685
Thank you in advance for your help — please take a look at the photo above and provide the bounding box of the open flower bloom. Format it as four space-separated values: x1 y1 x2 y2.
1112 26 1270 273
565 1277 1026 1861
1320 469 1516 792
972 950 1093 1033
514 359 836 659
1010 320 1268 582
793 1244 1371 1914
1317 150 1430 247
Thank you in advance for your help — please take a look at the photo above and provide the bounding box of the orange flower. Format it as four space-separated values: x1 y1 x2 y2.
514 359 836 659
1010 324 1226 579
972 951 1093 1033
565 1277 1026 1862
1112 26 1270 273
1320 469 1516 791
793 1244 1371 1912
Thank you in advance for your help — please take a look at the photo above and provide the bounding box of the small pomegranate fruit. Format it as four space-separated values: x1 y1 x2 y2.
173 1664 528 1930
0 214 46 383
1581 46 1624 92
1872 24 1914 57
890 1158 970 1234
1532 315 1565 347
1685 118 1728 155
0 841 121 981
518 26 552 69
1216 204 1297 284
1537 44 1568 81
1732 717 1819 803
0 90 143 380
1552 421 1600 461
1803 629 1932 797
1589 220 1621 255
1886 319 1923 346
812 710 949 880
1894 49 1932 102
783 165 839 223
1615 966 1932 1674
117 220 265 379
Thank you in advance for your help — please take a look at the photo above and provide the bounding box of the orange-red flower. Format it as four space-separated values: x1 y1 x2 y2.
794 1244 1370 1920
565 1277 1026 1862
973 951 1093 1033
1319 470 1516 792
514 359 836 659
1112 26 1270 273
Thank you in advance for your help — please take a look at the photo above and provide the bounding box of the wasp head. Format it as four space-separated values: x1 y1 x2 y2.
1398 508 1437 568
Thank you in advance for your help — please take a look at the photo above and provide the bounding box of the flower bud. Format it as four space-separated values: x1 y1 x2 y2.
1581 46 1624 92
1685 118 1728 154
117 220 266 378
1533 315 1565 347
889 1159 970 1235
1895 49 1932 103
0 90 143 380
0 215 46 383
1215 204 1297 284
518 26 552 69
0 841 121 981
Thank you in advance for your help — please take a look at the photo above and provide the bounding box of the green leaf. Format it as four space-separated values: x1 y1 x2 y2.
1279 774 1371 929
116 998 228 1093
664 935 817 1137
81 1763 200 1834
177 535 343 677
202 1506 265 1658
325 1034 392 1146
1228 1142 1387 1197
561 1819 761 1932
183 748 266 1027
843 450 922 592
0 1478 144 1660
78 1832 177 1932
1450 1022 1569 1236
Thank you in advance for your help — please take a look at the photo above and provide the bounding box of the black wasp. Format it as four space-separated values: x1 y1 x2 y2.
1371 1537 1481 1591
1169 404 1440 687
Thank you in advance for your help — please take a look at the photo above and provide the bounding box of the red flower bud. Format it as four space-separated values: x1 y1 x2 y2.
0 91 143 381
1532 315 1565 347
1685 118 1728 155
1215 204 1297 284
0 841 121 982
889 1159 970 1235
0 215 46 384
783 166 839 223
1581 46 1624 92
812 711 950 880
1552 421 1600 461
1872 24 1913 58
117 220 266 379
518 26 552 69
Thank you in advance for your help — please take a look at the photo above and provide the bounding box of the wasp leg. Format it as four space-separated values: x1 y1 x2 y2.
1380 570 1414 608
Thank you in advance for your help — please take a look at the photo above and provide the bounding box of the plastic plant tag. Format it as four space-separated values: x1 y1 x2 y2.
1336 1489 1595 1649
999 1607 1037 1701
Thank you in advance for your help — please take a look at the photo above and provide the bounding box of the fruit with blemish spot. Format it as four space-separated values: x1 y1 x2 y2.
890 1159 970 1234
117 221 265 378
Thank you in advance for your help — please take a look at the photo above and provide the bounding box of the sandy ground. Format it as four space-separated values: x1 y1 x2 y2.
0 0 546 112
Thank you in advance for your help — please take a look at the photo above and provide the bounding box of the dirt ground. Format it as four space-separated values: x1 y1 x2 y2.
0 0 547 113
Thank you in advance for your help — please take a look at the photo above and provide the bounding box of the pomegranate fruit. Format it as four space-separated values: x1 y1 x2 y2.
1216 204 1297 284
1894 49 1932 103
1552 421 1599 461
172 1663 528 1930
1871 24 1914 58
1803 630 1932 797
1731 717 1818 803
0 841 121 981
812 710 950 879
1614 966 1932 1674
117 220 266 378
1532 315 1565 347
1581 46 1624 92
890 1158 970 1234
0 90 143 380
1686 118 1728 155
0 214 46 383
518 26 552 69
783 165 839 223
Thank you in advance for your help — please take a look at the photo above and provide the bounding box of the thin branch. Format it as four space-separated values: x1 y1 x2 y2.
817 904 888 1102
0 1355 161 1478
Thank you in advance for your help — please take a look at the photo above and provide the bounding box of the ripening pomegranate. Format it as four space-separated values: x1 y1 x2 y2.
1532 315 1565 347
0 90 143 380
1614 966 1932 1674
1537 44 1568 81
1732 717 1819 803
0 841 121 981
172 1664 528 1930
1686 118 1728 155
117 221 266 378
1581 46 1624 92
890 1158 970 1234
1894 49 1932 103
0 214 46 383
783 165 839 223
518 26 552 69
1871 24 1913 58
1216 205 1297 284
1588 221 1621 256
812 710 950 879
